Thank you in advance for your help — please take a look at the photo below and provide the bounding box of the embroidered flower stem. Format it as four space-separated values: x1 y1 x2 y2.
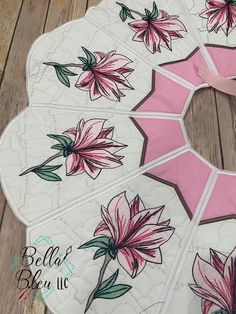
43 62 83 68
116 2 145 17
84 254 112 313
19 151 64 176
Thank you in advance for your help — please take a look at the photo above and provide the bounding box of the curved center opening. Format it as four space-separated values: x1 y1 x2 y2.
184 87 236 172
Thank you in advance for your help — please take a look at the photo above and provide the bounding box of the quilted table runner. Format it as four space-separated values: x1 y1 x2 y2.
0 1 235 313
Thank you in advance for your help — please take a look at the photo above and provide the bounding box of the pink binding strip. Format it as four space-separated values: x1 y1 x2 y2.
199 63 236 96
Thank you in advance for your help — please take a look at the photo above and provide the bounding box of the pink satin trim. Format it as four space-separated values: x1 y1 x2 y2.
198 63 236 96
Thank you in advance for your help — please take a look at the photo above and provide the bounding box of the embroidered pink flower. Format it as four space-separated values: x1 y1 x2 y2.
19 118 127 182
94 192 175 278
43 47 134 102
76 49 134 101
128 10 187 54
63 119 127 179
200 0 236 36
190 247 236 314
117 2 186 54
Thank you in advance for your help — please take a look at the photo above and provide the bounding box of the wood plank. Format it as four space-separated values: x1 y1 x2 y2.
184 88 223 169
0 0 23 82
0 0 50 135
88 0 102 7
215 91 236 171
44 0 88 32
69 0 89 20
0 204 28 313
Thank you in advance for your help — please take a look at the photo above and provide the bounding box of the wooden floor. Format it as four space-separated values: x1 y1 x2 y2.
0 1 235 313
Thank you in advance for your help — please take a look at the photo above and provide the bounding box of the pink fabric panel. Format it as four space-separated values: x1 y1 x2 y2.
135 71 191 114
148 151 212 215
206 46 236 78
133 118 186 164
203 173 236 222
162 49 207 86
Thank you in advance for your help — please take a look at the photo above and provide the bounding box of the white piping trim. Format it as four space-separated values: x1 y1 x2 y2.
31 103 182 119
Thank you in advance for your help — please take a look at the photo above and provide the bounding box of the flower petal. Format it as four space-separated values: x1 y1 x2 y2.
86 137 127 154
65 153 84 176
143 24 161 54
90 80 102 100
74 119 106 148
191 254 231 311
94 51 106 62
79 149 123 170
221 4 236 36
82 160 101 179
201 299 221 314
223 246 236 311
210 248 227 275
137 247 162 264
129 195 145 217
129 20 148 32
128 206 166 237
96 52 133 71
126 224 174 250
94 219 111 237
107 192 131 244
92 73 122 101
76 71 95 91
99 127 113 139
117 247 146 278
101 206 117 240
92 72 133 101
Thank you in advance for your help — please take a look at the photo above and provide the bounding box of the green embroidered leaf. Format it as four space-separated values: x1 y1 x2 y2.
51 144 64 150
59 67 77 76
119 8 127 22
126 9 135 19
34 170 62 182
93 248 107 260
145 8 151 17
117 2 134 21
78 56 88 64
97 270 119 293
116 2 128 9
63 148 73 157
95 284 132 300
81 47 97 66
108 248 118 260
212 311 228 314
38 164 63 172
150 2 158 19
54 66 70 87
109 237 115 246
47 134 72 148
78 236 111 250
